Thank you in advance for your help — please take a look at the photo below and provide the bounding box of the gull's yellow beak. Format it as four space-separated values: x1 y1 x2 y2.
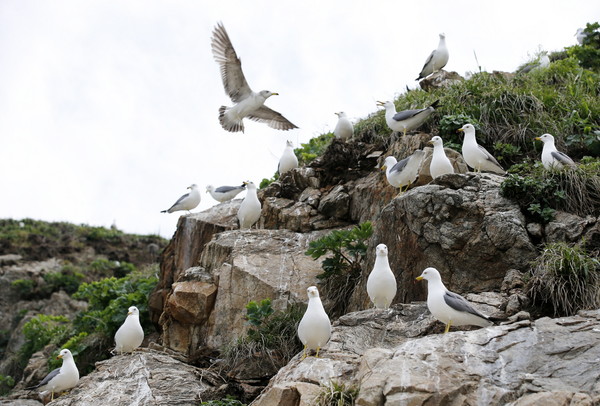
381 165 387 171
535 137 541 141
272 92 279 96
457 128 464 133
415 276 424 281
427 140 433 145
57 354 63 360
376 101 384 106
128 311 133 315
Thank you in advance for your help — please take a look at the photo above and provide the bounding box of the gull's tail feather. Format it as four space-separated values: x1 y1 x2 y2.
219 106 244 133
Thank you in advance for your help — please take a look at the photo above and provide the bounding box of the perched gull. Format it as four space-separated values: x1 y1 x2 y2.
334 111 354 140
377 100 439 136
114 306 144 354
161 184 201 214
459 124 505 174
206 184 246 203
237 181 261 229
297 286 331 358
416 267 493 333
575 28 586 45
518 51 550 74
381 150 426 193
211 22 298 133
416 33 449 81
367 243 397 309
278 140 299 175
536 133 576 169
31 349 79 401
429 136 454 178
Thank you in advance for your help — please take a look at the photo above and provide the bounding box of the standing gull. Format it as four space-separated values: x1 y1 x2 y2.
114 306 144 354
429 136 454 178
381 150 426 193
416 33 449 81
536 133 576 169
367 244 397 309
31 349 79 401
206 184 246 203
297 286 331 358
161 184 201 214
237 181 261 229
334 111 354 140
278 140 299 175
211 22 298 133
377 100 439 136
459 124 505 174
416 267 493 333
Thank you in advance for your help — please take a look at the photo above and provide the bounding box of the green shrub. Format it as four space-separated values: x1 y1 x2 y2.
528 241 600 316
200 396 246 406
20 315 71 362
567 22 600 71
11 279 35 299
315 381 359 406
43 266 84 294
295 132 335 166
0 374 15 396
306 222 373 317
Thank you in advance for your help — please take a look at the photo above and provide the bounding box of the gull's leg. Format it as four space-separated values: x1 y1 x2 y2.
315 346 321 358
301 345 308 360
444 322 452 334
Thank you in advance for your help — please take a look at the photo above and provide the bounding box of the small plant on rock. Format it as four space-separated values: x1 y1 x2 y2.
200 396 247 406
306 222 373 317
528 241 600 317
315 381 359 406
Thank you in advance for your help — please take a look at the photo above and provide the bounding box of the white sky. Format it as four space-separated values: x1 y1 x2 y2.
0 1 598 238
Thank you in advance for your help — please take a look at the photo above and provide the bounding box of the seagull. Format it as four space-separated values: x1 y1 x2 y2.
381 150 426 193
278 140 299 175
114 306 144 354
367 244 397 309
416 33 449 81
211 22 298 133
206 184 246 203
334 111 354 140
575 28 586 45
535 133 576 169
416 267 493 333
237 181 261 229
377 100 439 136
161 184 201 213
518 51 551 74
429 136 454 178
297 286 331 358
459 124 505 174
30 349 79 401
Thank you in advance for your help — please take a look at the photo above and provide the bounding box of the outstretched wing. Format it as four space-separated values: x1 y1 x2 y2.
211 22 252 102
248 106 299 131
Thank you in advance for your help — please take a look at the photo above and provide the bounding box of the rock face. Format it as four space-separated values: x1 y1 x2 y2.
251 309 600 406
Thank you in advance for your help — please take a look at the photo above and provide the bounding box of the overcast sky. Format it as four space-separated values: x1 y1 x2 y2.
0 1 597 238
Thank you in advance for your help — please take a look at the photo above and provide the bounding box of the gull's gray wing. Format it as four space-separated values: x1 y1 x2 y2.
390 156 410 174
477 144 503 168
444 291 489 320
392 108 425 122
35 367 61 388
172 192 190 206
248 106 299 131
215 185 244 193
211 23 252 103
551 151 576 167
417 50 436 79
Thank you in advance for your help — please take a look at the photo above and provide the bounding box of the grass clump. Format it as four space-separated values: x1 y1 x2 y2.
0 374 15 396
528 241 600 317
200 396 246 406
306 222 373 317
315 381 359 406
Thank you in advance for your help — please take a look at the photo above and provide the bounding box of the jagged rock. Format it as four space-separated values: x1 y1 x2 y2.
0 400 42 406
252 309 600 406
418 69 465 91
545 212 597 243
33 350 222 406
158 229 328 358
0 254 22 266
318 185 350 220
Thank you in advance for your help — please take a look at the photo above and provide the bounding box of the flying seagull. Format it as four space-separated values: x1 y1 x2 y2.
535 133 576 169
334 111 354 140
381 150 426 193
416 267 493 333
297 286 331 358
429 136 454 178
211 22 298 133
377 100 439 136
459 124 505 174
416 33 449 81
161 184 201 214
206 184 246 203
30 349 79 402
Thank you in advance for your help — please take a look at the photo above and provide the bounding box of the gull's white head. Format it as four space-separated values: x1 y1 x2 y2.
286 140 294 148
206 185 214 193
429 136 444 147
243 181 256 191
57 349 73 360
415 267 442 282
375 243 388 257
376 101 395 110
259 90 278 99
307 286 320 299
535 133 555 144
188 184 199 190
439 33 446 40
381 156 397 171
335 111 347 118
458 123 476 137
128 306 139 316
